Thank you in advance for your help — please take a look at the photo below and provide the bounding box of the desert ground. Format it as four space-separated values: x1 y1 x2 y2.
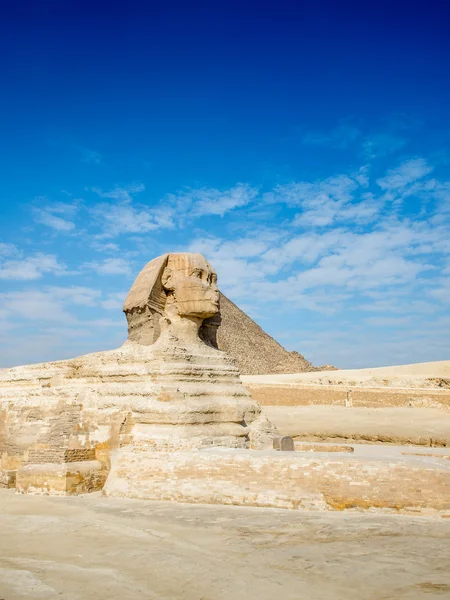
1 489 450 600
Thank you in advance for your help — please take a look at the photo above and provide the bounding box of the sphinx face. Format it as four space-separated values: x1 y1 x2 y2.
162 253 219 319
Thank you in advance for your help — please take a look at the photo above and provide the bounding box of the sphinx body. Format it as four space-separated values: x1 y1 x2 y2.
0 253 274 494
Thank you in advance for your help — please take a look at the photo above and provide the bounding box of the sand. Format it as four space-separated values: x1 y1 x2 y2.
1 489 450 600
242 360 450 388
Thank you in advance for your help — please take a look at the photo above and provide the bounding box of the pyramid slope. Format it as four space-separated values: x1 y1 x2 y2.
216 293 316 375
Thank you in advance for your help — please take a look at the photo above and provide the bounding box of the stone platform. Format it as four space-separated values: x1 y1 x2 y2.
103 447 450 515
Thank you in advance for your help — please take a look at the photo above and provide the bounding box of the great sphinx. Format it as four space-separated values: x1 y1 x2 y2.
0 253 275 494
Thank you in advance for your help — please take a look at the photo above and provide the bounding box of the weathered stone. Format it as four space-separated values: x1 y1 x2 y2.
16 460 107 496
104 447 450 514
0 469 16 488
273 435 295 451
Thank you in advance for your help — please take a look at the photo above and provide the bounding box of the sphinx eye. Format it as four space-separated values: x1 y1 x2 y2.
192 269 202 278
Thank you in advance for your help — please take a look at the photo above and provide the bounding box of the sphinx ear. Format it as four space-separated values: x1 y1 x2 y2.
161 267 174 291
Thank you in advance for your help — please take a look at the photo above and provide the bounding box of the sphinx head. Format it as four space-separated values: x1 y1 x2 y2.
161 253 219 319
123 252 219 345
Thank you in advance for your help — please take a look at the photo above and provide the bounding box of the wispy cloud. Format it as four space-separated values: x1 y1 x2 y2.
33 209 75 232
376 158 434 190
362 133 406 159
186 154 449 331
0 290 76 323
0 242 17 257
90 184 175 236
192 184 258 216
266 170 378 227
91 202 174 236
171 183 258 217
0 285 127 366
89 183 257 236
92 183 145 202
90 241 121 253
0 286 125 324
84 257 133 275
32 198 79 232
49 286 103 306
0 246 70 280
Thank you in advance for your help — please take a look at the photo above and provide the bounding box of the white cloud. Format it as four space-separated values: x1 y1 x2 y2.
49 286 102 306
183 183 258 217
90 241 121 253
84 257 133 276
267 172 379 227
428 277 450 303
0 286 127 325
33 208 75 231
32 199 79 232
267 175 357 207
92 202 174 235
0 242 17 257
0 251 70 280
187 186 445 323
376 158 434 190
90 183 256 236
0 290 76 323
91 184 174 236
187 231 284 298
92 183 145 203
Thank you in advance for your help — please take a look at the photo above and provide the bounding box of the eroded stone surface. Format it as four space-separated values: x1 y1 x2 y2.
104 447 450 514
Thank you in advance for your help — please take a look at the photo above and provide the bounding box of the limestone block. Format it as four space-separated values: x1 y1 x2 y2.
15 460 107 496
273 435 295 451
0 469 16 488
104 448 450 514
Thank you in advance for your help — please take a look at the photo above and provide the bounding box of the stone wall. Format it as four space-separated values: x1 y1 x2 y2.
247 384 450 409
104 448 450 515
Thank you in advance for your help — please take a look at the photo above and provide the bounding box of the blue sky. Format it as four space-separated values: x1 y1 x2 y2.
1 1 449 369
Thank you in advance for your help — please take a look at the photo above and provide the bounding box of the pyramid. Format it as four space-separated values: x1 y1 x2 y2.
212 293 317 375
